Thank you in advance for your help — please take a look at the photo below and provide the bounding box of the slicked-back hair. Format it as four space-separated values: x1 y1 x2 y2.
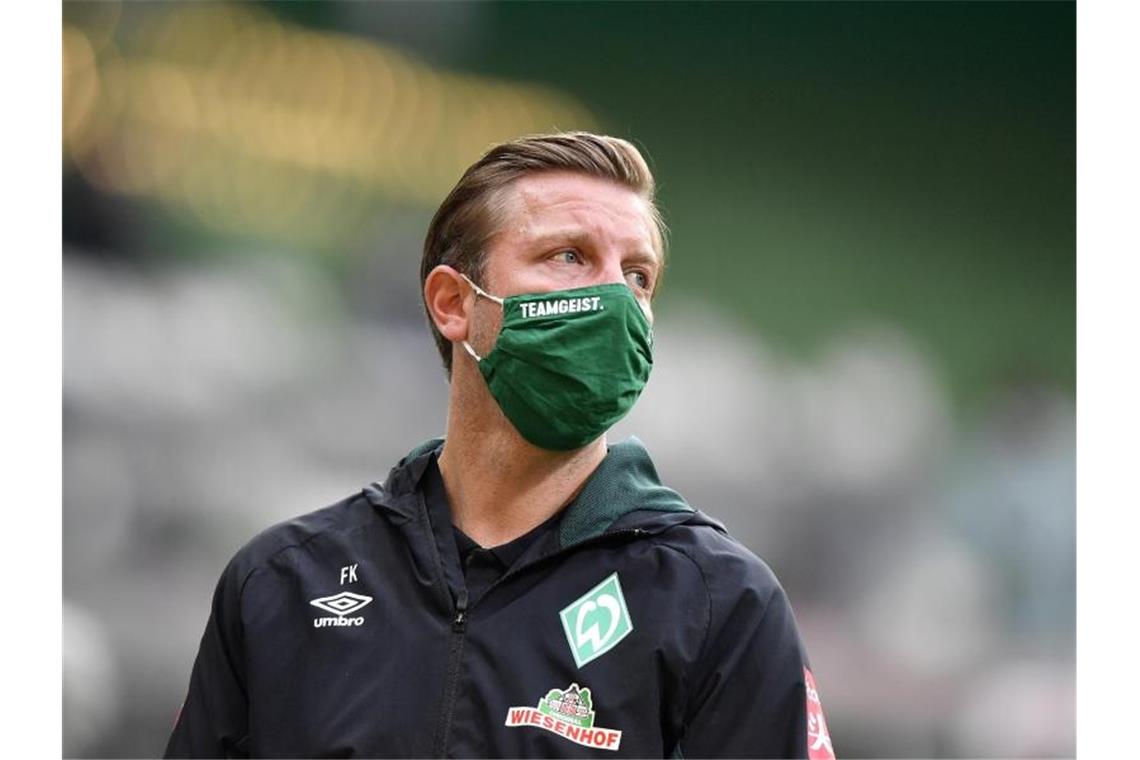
420 132 665 377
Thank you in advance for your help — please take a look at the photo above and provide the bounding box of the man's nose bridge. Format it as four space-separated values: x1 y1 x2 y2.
596 248 628 286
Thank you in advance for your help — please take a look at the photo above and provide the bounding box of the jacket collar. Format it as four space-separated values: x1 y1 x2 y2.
360 438 442 523
365 436 705 547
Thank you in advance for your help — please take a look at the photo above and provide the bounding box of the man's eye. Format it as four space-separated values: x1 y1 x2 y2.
554 249 582 265
626 271 650 290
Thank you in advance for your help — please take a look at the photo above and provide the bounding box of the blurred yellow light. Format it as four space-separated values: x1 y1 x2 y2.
63 1 599 251
63 26 96 77
139 62 199 131
63 27 101 150
63 0 121 56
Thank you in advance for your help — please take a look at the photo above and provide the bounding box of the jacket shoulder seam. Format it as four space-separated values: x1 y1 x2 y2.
649 527 784 728
236 496 379 580
646 538 713 731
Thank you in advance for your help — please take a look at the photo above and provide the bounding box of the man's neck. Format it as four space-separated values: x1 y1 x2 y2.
437 379 607 548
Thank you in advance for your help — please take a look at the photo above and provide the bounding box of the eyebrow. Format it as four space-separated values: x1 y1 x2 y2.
527 229 662 269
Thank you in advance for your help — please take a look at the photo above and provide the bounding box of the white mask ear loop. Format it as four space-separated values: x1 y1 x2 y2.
461 340 483 362
459 273 504 362
460 273 504 305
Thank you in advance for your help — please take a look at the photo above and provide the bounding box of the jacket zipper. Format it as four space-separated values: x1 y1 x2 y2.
431 588 468 758
428 527 650 755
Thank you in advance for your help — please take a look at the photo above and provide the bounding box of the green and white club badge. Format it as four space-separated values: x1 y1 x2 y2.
559 572 633 668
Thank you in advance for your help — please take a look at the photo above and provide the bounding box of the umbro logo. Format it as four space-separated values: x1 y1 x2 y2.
310 592 372 628
311 592 372 616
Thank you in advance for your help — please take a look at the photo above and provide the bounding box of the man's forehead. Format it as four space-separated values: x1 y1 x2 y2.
496 172 661 258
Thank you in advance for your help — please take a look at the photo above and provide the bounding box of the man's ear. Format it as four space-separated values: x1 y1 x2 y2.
424 265 472 343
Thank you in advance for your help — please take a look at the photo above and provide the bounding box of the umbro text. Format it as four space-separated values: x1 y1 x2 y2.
313 616 365 628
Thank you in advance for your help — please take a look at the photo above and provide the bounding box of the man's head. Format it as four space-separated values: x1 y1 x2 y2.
420 132 666 377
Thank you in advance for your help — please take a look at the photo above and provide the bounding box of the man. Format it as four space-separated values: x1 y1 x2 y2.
165 132 835 758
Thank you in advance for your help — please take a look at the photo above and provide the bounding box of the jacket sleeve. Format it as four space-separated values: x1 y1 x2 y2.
675 545 834 759
164 557 252 759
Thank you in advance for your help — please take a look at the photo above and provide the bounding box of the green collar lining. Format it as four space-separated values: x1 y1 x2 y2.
390 437 693 547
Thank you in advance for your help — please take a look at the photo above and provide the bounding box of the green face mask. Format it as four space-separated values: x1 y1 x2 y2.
461 274 654 451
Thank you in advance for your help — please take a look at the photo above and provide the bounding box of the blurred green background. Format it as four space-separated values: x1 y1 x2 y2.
482 1 1075 408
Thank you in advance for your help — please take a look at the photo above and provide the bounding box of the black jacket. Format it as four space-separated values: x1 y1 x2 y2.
165 438 831 758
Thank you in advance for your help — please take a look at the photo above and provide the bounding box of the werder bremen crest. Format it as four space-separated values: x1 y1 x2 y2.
505 683 622 751
559 572 633 667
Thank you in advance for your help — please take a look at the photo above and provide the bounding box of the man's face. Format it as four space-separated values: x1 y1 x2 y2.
477 170 662 320
448 169 661 440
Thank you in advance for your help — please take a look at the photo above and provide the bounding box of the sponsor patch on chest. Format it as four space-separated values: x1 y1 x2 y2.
504 683 621 751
